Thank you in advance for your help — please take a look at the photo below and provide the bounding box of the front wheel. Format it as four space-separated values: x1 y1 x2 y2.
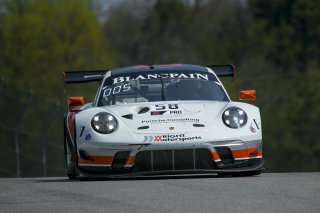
64 137 78 180
64 122 78 180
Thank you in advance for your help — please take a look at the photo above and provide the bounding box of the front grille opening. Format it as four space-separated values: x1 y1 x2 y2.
112 151 130 169
215 147 234 165
133 151 152 172
133 149 216 172
153 150 173 171
175 149 194 170
195 148 216 169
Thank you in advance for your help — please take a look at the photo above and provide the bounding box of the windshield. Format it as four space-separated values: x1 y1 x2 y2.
97 71 229 106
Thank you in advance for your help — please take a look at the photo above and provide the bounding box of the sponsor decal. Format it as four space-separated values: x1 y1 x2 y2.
85 134 92 141
154 135 163 142
151 111 166 115
170 110 182 114
79 126 85 137
112 73 209 84
143 136 153 142
249 123 256 133
154 104 179 110
142 118 199 124
102 83 131 98
151 104 180 116
143 134 202 142
150 110 182 115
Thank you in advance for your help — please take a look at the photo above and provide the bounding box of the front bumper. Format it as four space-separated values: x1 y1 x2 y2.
76 140 263 178
78 159 264 179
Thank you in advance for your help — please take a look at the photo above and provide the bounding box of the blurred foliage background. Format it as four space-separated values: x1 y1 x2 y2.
0 0 319 177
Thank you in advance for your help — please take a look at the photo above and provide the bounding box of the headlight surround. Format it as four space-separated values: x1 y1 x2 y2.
222 107 247 129
91 112 118 134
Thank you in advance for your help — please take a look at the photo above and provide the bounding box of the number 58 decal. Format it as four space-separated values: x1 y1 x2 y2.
155 104 179 110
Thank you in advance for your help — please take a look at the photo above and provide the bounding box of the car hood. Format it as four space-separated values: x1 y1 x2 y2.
102 101 229 134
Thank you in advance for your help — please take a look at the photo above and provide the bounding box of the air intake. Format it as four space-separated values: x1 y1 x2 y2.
112 151 130 169
215 147 234 165
132 148 215 172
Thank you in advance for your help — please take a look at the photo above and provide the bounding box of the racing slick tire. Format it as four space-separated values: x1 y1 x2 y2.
63 121 78 180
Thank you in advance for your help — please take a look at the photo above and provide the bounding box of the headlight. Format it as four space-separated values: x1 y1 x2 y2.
222 107 247 129
91 112 118 134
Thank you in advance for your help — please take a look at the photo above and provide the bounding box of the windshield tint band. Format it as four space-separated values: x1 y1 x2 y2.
105 70 218 85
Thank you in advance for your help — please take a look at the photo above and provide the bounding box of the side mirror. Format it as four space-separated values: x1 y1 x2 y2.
68 96 84 112
239 90 256 104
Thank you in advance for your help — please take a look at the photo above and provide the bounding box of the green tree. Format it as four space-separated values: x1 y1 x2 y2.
246 0 320 171
103 0 251 66
0 0 111 100
0 0 114 177
248 0 320 72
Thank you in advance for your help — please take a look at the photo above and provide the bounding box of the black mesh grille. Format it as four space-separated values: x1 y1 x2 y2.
153 150 173 171
174 149 194 170
195 148 215 169
133 148 215 172
132 151 152 172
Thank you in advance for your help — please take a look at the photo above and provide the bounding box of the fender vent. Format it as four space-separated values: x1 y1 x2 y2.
122 114 133 119
137 126 149 130
138 107 150 114
78 150 94 161
193 124 205 127
112 151 130 169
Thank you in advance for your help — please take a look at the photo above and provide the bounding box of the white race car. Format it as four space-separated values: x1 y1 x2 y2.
63 64 263 179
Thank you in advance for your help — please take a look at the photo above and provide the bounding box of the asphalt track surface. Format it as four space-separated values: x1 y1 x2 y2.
0 173 319 213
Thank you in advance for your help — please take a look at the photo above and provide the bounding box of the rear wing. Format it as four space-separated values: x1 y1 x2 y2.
63 70 109 107
206 65 235 77
63 65 235 84
63 70 109 84
207 65 236 84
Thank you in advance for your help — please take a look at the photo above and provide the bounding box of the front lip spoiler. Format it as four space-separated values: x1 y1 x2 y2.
77 160 264 179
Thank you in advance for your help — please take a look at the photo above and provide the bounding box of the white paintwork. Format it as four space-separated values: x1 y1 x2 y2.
73 67 262 164
75 100 261 152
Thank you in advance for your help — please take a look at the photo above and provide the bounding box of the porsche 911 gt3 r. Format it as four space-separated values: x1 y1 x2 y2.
63 64 263 179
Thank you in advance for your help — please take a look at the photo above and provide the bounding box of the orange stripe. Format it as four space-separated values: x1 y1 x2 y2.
78 156 113 165
211 152 221 161
249 150 263 157
232 149 248 158
126 156 135 166
232 148 262 158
